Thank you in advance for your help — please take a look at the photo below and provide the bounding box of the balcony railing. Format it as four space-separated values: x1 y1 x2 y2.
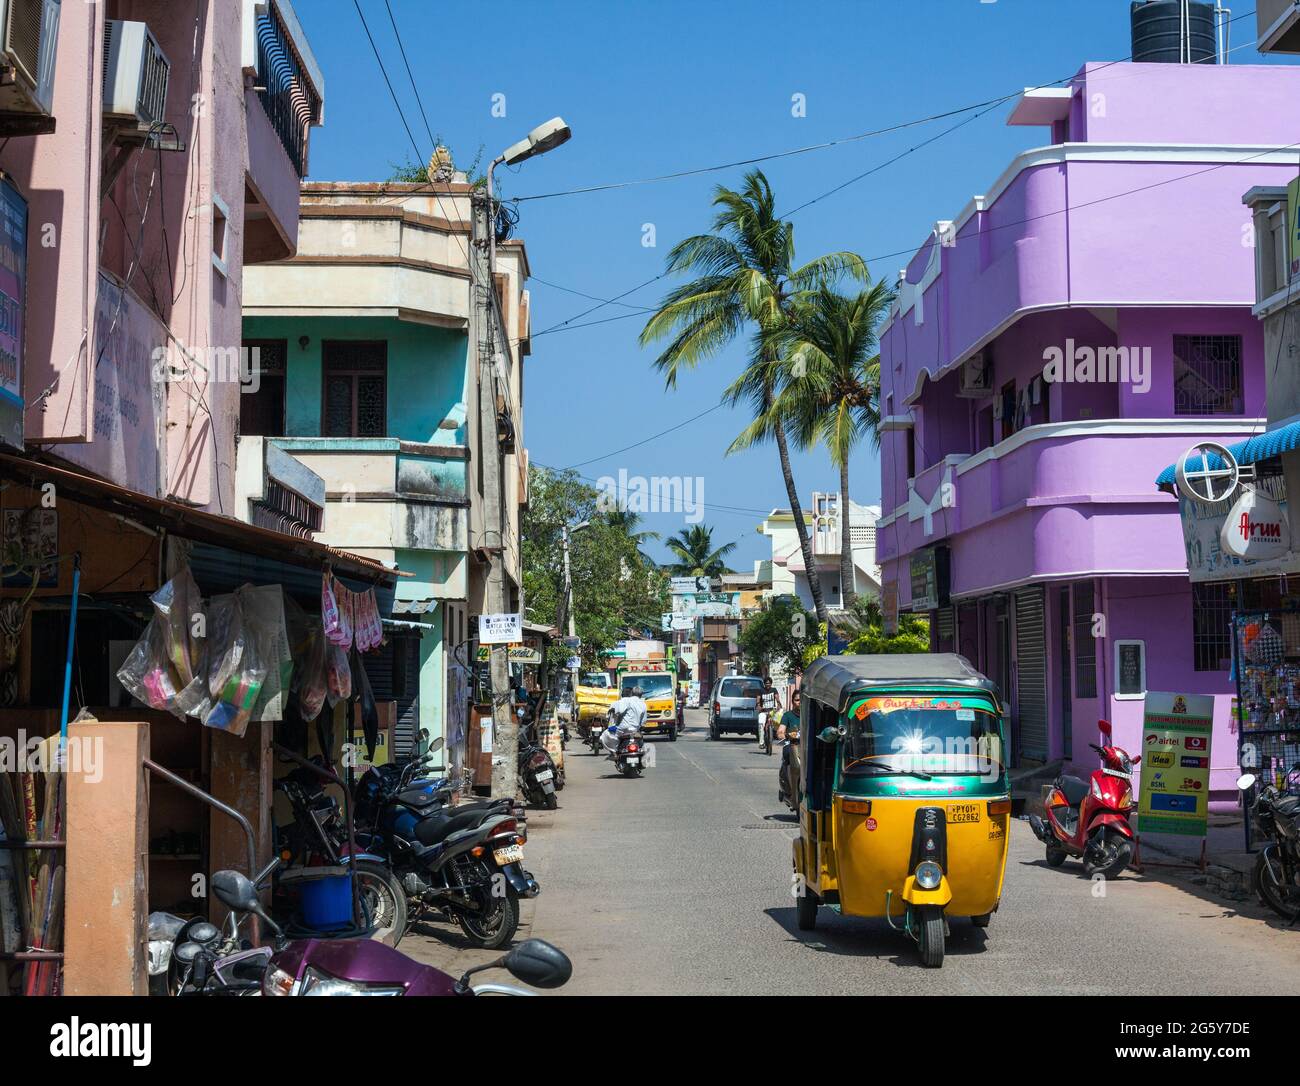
255 2 321 177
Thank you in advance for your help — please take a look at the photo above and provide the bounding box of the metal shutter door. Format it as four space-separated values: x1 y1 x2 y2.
362 636 421 758
1013 587 1048 761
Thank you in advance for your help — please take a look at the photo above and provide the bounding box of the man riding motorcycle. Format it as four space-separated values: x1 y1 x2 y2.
603 685 647 757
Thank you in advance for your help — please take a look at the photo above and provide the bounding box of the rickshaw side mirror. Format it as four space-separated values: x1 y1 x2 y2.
817 725 844 744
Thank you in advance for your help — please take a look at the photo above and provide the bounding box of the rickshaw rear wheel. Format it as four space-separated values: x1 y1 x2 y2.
916 906 945 968
796 889 818 931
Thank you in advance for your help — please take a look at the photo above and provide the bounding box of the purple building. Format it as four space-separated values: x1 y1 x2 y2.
876 59 1300 798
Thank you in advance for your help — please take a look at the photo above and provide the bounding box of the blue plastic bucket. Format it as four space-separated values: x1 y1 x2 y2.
298 870 353 930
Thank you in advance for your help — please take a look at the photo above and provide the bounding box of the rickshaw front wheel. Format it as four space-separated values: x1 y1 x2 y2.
796 888 818 931
916 906 945 968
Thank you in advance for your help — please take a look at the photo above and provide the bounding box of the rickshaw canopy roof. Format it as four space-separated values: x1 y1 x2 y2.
802 654 998 712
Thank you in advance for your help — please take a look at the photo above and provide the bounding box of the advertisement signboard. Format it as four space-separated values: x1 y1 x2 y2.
0 178 26 450
1137 691 1214 837
479 612 522 644
1178 492 1300 582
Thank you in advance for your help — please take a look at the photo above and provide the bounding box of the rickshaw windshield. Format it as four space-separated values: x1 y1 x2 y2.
624 674 673 698
841 696 1004 779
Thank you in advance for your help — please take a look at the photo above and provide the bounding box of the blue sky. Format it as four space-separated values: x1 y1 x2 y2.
297 0 1284 569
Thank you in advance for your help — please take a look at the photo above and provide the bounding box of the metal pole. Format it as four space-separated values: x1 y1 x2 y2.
58 554 82 754
562 524 579 701
478 161 517 799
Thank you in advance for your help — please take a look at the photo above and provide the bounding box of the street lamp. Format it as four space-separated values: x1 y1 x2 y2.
487 117 571 275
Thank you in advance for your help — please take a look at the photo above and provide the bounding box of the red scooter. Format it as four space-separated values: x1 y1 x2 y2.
1029 720 1138 879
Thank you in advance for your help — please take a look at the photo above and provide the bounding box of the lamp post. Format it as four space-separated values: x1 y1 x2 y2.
475 118 571 799
561 519 590 701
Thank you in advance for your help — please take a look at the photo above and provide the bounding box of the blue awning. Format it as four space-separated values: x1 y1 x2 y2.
1155 420 1300 489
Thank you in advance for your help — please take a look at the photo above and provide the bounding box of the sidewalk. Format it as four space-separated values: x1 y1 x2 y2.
1135 815 1255 901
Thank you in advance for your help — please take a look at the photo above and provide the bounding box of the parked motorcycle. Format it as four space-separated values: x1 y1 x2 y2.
172 862 572 996
1237 771 1300 922
517 709 560 809
1029 719 1137 879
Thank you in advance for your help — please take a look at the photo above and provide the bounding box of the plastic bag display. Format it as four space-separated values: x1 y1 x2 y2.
198 593 267 737
350 646 379 760
115 617 184 715
326 642 352 706
150 565 203 689
237 584 292 722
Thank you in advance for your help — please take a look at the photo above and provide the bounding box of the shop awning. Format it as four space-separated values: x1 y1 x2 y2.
1154 419 1300 491
0 452 406 584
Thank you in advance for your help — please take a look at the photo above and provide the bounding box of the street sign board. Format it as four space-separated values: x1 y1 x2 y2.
479 612 522 644
1137 691 1213 837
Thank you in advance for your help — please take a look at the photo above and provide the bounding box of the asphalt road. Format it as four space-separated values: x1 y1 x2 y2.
410 708 1300 995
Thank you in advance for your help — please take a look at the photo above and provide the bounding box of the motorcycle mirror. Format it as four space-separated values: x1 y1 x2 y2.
1098 719 1113 738
426 736 445 754
1236 773 1257 792
501 938 573 989
212 869 261 914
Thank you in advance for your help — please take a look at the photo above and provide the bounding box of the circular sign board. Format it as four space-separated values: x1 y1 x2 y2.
1175 442 1239 505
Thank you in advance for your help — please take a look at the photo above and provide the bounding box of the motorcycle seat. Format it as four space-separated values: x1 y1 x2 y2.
1275 795 1300 818
1057 775 1090 808
413 807 489 846
395 788 441 809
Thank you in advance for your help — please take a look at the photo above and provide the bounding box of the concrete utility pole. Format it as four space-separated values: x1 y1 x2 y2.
470 186 518 799
474 118 571 798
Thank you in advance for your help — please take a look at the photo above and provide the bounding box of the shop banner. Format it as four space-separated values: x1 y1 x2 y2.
0 178 25 450
475 644 543 664
1137 691 1214 837
479 612 522 644
1179 493 1300 582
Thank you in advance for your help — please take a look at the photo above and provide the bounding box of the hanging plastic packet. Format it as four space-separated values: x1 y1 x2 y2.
115 616 183 714
150 564 203 688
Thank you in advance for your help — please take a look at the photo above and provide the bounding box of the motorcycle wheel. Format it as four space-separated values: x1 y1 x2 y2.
354 860 408 947
763 725 773 756
457 868 521 950
1254 851 1300 921
542 790 559 810
1082 829 1132 880
915 906 945 968
1045 846 1067 868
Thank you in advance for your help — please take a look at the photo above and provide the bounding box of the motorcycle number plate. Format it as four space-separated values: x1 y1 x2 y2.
947 803 980 824
493 844 524 865
535 770 554 781
625 757 640 766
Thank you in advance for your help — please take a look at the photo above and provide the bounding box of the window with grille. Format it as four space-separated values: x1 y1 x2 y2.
1072 581 1098 699
322 341 387 437
1192 581 1234 672
1173 334 1244 416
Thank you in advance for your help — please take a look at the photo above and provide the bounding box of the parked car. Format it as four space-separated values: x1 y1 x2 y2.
707 675 766 739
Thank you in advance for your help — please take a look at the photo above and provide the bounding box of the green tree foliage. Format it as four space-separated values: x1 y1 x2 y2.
738 595 820 677
838 596 931 655
664 524 735 577
522 466 668 670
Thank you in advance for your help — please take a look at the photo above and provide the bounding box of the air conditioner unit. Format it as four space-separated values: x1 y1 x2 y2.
0 0 60 117
103 20 170 128
956 351 992 397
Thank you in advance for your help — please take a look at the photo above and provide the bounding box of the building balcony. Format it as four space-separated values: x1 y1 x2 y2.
267 437 468 556
877 418 1260 603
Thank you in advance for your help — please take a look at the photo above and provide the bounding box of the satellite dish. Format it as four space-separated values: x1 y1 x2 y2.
1175 442 1239 505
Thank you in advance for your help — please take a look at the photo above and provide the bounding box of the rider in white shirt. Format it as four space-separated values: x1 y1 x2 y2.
603 686 647 755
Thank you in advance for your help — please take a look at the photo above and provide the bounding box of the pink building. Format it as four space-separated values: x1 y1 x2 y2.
876 59 1300 800
1 0 322 509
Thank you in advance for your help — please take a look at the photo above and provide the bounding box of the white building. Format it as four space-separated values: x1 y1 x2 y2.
758 493 880 611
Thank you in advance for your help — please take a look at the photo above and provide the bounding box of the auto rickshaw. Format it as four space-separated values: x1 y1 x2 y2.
791 654 1011 968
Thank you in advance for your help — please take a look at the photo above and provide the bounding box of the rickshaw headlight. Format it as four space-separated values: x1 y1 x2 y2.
915 860 943 890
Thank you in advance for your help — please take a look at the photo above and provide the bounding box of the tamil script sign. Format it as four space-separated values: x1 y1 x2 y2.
479 612 522 644
1137 691 1214 838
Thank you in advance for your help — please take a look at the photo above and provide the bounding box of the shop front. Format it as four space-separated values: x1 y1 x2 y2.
0 453 404 995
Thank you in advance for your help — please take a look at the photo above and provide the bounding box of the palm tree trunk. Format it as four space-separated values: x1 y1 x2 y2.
768 387 827 625
838 457 855 610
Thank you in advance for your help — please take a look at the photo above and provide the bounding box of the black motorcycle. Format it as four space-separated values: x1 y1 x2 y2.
1239 771 1300 922
517 709 560 809
354 740 539 949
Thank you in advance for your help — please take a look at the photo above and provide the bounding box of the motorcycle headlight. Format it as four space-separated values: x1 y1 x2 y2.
1119 785 1133 809
299 966 404 997
915 860 943 890
1091 777 1104 800
262 963 296 997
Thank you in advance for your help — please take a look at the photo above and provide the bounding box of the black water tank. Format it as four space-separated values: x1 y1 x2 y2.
1131 1 1217 64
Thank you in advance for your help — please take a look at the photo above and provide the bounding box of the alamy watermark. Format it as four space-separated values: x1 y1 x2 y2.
596 469 705 523
1042 339 1151 395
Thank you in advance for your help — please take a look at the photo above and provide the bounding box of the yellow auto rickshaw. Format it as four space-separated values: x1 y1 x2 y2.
791 654 1012 968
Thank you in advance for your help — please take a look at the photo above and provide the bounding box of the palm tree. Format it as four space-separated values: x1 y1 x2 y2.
640 170 866 625
605 507 660 560
764 282 893 608
664 524 736 577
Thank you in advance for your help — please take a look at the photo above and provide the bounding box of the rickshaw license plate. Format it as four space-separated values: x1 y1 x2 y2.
948 803 981 824
493 844 524 865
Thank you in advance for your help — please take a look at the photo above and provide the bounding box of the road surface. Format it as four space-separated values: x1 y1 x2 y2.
408 709 1300 994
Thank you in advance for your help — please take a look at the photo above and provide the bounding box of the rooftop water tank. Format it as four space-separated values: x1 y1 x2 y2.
1131 1 1218 63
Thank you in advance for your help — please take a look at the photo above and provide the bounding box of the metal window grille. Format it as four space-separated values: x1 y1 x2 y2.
1173 334 1244 416
1192 581 1234 672
1072 581 1098 698
256 4 320 178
